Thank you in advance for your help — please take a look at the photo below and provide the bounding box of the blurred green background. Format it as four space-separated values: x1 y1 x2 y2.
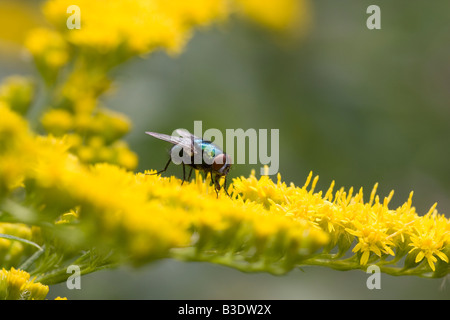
1 0 450 299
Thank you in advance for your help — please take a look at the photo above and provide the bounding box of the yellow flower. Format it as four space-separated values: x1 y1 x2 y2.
409 234 448 272
90 109 131 142
0 103 36 193
24 28 68 68
41 108 74 135
346 221 395 265
43 0 228 55
0 267 49 300
55 208 79 225
0 102 31 150
407 206 449 271
24 27 69 85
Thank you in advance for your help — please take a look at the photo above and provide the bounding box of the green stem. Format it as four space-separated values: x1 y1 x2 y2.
18 245 46 271
35 261 117 285
171 247 294 275
0 233 43 252
35 250 118 285
171 247 439 278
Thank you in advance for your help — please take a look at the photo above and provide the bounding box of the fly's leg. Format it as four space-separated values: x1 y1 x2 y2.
207 169 219 197
213 175 231 198
146 157 171 176
222 176 231 197
214 175 220 198
209 168 214 186
187 167 193 182
181 163 186 185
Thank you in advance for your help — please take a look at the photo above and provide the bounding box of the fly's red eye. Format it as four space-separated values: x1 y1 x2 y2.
225 154 232 166
212 154 232 174
212 154 226 171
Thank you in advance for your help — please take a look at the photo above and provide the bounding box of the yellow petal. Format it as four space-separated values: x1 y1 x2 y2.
352 242 362 253
426 256 436 271
371 245 381 257
360 250 370 265
415 251 425 263
436 251 449 263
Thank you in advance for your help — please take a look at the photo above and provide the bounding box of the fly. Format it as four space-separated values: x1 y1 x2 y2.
145 129 232 197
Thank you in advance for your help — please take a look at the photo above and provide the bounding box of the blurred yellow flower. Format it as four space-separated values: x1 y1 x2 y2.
0 103 36 194
232 0 311 34
41 108 74 135
0 76 34 115
42 0 309 56
43 0 229 55
25 28 69 68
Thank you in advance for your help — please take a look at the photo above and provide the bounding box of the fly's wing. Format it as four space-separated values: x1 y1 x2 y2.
145 131 198 155
175 128 196 139
175 128 224 153
176 129 227 166
174 129 206 155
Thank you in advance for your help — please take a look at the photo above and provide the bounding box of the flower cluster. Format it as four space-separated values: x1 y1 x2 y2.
24 28 138 171
43 0 227 56
0 267 49 300
42 0 309 56
233 172 450 275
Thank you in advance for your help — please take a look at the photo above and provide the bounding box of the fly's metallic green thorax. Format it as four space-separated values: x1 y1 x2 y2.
145 129 232 197
198 140 221 159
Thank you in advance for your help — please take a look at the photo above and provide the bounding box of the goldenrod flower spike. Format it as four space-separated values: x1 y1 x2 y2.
232 171 450 276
